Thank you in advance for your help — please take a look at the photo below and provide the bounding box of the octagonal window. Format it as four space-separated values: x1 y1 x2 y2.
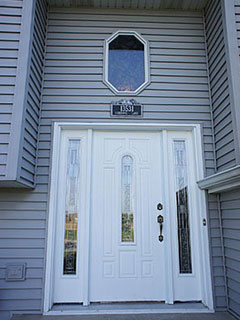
105 31 149 94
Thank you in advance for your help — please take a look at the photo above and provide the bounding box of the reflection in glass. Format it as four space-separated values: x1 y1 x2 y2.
173 141 192 274
63 140 80 275
108 35 145 92
121 155 134 242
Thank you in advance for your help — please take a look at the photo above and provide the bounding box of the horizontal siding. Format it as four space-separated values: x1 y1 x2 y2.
207 193 227 310
0 1 47 320
18 0 47 186
0 0 23 178
0 6 218 320
220 189 240 318
48 0 208 10
43 7 214 176
235 0 240 63
205 0 236 172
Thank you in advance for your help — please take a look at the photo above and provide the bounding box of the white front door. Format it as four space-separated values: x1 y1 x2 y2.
52 129 204 305
90 131 165 301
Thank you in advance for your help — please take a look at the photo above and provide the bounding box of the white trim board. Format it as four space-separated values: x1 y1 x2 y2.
43 122 214 313
197 165 240 193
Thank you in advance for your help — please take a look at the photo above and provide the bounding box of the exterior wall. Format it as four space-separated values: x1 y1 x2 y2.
0 4 231 320
17 0 47 186
207 193 228 310
220 189 240 318
0 0 47 187
0 1 47 319
44 7 215 176
234 1 240 56
204 0 240 316
0 0 23 178
204 0 236 173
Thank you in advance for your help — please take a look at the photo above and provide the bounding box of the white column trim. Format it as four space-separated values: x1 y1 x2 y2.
82 129 93 306
162 130 174 304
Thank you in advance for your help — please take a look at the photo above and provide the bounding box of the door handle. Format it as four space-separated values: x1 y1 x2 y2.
157 214 164 242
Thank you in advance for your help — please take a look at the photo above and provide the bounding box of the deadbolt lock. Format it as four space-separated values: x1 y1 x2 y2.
157 203 163 211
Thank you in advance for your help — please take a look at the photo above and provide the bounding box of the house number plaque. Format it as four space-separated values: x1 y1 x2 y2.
111 99 143 117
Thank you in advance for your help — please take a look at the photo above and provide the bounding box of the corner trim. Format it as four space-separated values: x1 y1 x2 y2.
197 165 240 193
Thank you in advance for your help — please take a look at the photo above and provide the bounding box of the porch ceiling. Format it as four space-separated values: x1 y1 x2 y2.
48 0 208 11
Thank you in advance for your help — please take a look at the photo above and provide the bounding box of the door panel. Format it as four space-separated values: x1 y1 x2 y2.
90 131 165 301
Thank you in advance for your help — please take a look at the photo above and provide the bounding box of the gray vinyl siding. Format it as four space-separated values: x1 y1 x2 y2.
0 1 47 320
0 6 224 319
220 189 240 318
207 193 228 310
48 0 208 11
235 0 240 61
0 0 23 178
204 0 236 172
18 0 47 186
44 7 215 175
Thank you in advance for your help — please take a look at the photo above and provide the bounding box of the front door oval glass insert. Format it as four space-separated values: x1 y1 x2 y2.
121 155 134 243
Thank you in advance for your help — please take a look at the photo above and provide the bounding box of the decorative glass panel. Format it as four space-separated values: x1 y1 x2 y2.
173 141 192 274
108 35 145 92
121 155 134 242
63 140 80 275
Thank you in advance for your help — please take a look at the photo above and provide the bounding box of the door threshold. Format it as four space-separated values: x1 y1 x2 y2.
47 302 214 315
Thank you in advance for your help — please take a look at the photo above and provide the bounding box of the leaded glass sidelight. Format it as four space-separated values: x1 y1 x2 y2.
121 155 134 242
173 141 192 274
105 31 149 94
63 140 80 275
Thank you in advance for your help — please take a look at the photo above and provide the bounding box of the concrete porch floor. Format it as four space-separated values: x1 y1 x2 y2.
11 313 236 320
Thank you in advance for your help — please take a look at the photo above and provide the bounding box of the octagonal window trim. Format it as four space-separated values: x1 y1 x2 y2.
104 31 150 95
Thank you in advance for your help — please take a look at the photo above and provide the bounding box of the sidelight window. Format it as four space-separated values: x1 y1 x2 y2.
63 139 81 275
173 140 192 274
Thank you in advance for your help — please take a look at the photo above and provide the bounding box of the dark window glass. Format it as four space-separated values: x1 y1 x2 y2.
108 35 145 92
173 141 192 274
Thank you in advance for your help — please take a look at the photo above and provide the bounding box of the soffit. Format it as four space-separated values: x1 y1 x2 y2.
48 0 208 11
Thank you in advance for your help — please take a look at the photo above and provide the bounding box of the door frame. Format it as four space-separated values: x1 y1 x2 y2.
43 122 214 313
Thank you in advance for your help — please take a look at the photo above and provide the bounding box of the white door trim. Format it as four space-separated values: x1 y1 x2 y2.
43 122 214 313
